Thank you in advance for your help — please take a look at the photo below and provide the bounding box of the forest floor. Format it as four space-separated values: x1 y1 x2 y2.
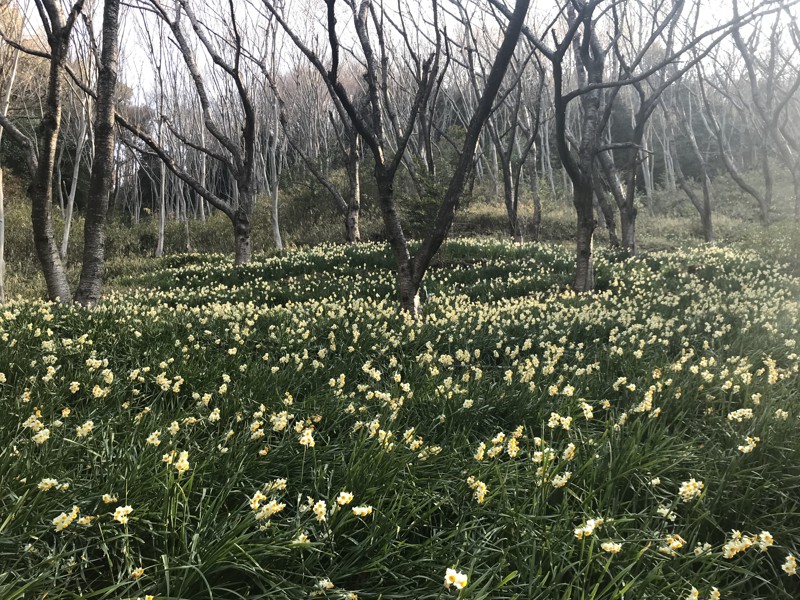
1 235 799 599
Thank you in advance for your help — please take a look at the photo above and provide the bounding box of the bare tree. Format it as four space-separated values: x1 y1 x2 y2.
697 62 772 224
731 1 800 220
279 84 364 243
264 0 531 315
458 3 545 242
666 83 713 242
489 0 787 288
121 0 264 264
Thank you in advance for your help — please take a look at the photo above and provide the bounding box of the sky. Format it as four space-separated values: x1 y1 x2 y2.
6 0 797 109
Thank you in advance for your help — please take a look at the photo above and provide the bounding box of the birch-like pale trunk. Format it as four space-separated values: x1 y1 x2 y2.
268 41 283 251
155 122 166 257
0 43 20 304
60 101 89 262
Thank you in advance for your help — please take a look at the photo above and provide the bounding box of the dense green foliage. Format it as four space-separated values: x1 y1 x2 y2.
1 238 799 599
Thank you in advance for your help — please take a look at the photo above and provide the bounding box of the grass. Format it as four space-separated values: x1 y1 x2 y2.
1 236 799 599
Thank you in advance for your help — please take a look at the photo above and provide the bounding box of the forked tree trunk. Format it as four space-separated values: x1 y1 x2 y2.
375 172 419 314
699 79 770 226
397 260 420 315
502 167 523 242
75 0 120 307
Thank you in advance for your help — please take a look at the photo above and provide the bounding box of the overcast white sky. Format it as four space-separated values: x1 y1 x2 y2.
7 0 797 108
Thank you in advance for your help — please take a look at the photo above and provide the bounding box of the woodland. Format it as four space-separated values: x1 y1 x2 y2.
0 0 799 310
1 1 800 599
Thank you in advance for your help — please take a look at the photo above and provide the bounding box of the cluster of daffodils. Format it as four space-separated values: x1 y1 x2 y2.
466 476 488 504
574 517 605 540
722 530 774 558
113 505 133 524
473 427 524 460
659 534 687 556
53 506 80 532
738 436 760 454
444 568 468 590
783 554 797 575
38 478 69 492
678 479 705 502
249 479 289 522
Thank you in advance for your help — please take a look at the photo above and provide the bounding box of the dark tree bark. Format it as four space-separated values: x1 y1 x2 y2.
591 162 620 248
74 0 120 306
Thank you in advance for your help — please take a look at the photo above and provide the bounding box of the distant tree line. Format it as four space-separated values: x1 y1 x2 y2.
0 0 799 313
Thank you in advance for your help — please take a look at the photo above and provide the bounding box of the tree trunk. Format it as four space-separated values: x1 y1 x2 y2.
760 143 772 226
397 260 420 315
592 179 620 248
619 206 637 256
673 152 713 243
0 167 5 304
31 42 72 303
61 105 89 263
233 212 252 265
155 123 166 257
640 148 655 215
345 204 360 244
561 167 573 198
344 155 361 244
675 102 714 243
0 44 19 305
375 170 419 318
74 0 120 307
574 185 595 293
793 170 800 221
531 164 542 241
700 178 713 243
270 183 283 251
542 123 557 201
502 166 523 242
490 142 500 198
